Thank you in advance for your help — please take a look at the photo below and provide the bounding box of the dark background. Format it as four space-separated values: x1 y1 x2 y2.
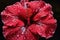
0 0 60 40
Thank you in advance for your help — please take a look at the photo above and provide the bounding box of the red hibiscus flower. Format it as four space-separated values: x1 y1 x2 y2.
1 0 57 40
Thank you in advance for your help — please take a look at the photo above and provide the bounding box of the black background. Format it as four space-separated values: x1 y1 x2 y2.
0 0 60 40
